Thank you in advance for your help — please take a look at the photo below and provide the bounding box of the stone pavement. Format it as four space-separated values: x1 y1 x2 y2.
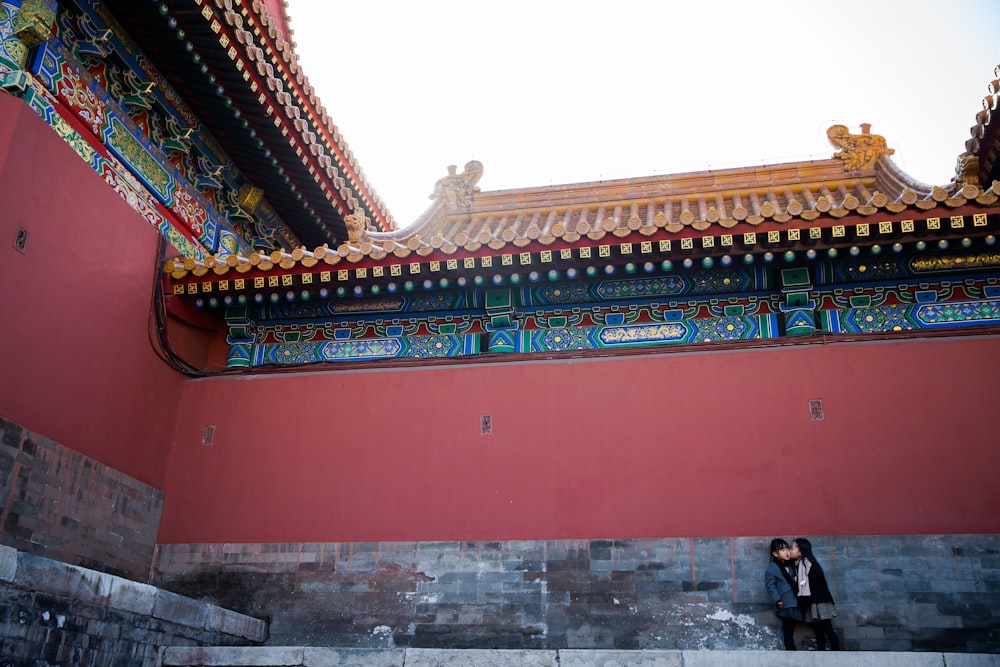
162 647 1000 666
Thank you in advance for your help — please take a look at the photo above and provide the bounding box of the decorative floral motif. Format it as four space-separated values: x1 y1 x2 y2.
844 259 903 282
688 270 748 294
599 324 687 346
916 300 1000 325
319 339 402 361
407 336 461 358
536 327 591 352
846 305 913 333
596 276 685 300
692 316 749 342
536 284 592 304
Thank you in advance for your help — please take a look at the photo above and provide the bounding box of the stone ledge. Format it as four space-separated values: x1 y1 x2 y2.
159 648 1000 666
2 545 266 643
0 544 17 583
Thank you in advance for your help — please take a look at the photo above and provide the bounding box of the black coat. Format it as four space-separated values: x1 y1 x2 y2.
801 560 835 605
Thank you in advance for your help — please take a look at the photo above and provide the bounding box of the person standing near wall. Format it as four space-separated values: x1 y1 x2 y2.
764 538 803 650
791 537 842 650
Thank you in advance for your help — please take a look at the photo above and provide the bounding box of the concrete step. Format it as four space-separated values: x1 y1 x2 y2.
161 647 1000 667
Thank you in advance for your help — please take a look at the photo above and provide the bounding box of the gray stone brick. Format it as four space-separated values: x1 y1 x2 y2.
163 646 304 666
0 544 17 583
107 576 156 616
302 648 406 666
206 604 267 642
405 649 558 666
152 589 209 628
561 649 682 666
943 655 1000 666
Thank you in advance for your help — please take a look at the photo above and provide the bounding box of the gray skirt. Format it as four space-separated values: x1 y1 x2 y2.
805 602 837 621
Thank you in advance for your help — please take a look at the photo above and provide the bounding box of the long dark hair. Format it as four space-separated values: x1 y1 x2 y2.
794 537 824 574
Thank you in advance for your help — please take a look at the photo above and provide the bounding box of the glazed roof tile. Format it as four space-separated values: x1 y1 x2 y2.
165 124 1000 280
959 64 1000 189
103 0 396 247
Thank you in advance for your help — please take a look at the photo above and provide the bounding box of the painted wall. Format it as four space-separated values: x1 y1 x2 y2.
158 335 1000 544
0 93 185 488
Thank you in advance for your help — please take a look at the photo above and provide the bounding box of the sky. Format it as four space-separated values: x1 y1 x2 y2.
284 1 1000 228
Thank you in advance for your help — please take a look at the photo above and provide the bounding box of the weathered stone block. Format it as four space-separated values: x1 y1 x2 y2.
561 649 682 666
405 648 557 666
162 646 304 666
682 650 942 667
942 654 1000 666
206 604 267 642
153 589 209 627
16 552 113 601
302 647 406 666
0 543 17 582
107 575 156 615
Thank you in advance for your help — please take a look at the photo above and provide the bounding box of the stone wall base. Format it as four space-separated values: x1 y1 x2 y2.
152 535 1000 652
0 544 266 667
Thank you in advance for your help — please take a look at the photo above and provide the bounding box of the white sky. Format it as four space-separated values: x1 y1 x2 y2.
285 1 1000 228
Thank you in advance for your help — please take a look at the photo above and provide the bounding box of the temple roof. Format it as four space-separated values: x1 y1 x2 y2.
165 122 1000 281
102 0 396 248
959 66 1000 189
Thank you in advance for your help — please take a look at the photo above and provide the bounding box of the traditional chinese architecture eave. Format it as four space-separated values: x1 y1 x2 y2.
98 0 395 248
960 68 1000 188
164 146 1000 289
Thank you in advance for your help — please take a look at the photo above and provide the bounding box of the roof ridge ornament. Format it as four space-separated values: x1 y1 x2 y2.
430 161 484 211
827 123 894 172
343 212 371 244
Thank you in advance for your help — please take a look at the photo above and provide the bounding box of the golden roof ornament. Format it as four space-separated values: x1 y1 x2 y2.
827 123 894 172
343 212 370 244
430 161 484 211
955 154 981 188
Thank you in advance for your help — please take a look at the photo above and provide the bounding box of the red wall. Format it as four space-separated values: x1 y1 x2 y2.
0 94 184 488
159 336 1000 543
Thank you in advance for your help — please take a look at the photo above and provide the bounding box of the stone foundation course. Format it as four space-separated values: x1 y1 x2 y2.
0 544 266 666
161 647 1000 666
153 535 1000 652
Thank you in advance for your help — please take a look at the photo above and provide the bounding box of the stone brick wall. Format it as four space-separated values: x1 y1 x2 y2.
0 544 266 666
0 416 163 580
153 535 1000 653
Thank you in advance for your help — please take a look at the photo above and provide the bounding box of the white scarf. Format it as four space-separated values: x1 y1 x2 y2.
797 557 812 597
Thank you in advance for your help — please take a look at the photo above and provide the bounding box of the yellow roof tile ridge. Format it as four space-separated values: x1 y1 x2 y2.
255 0 396 230
959 62 999 185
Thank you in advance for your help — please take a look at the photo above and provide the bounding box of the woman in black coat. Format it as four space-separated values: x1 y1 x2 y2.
791 537 841 650
764 538 803 650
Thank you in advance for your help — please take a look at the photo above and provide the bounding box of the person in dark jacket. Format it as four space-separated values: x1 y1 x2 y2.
764 538 802 650
790 537 841 650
